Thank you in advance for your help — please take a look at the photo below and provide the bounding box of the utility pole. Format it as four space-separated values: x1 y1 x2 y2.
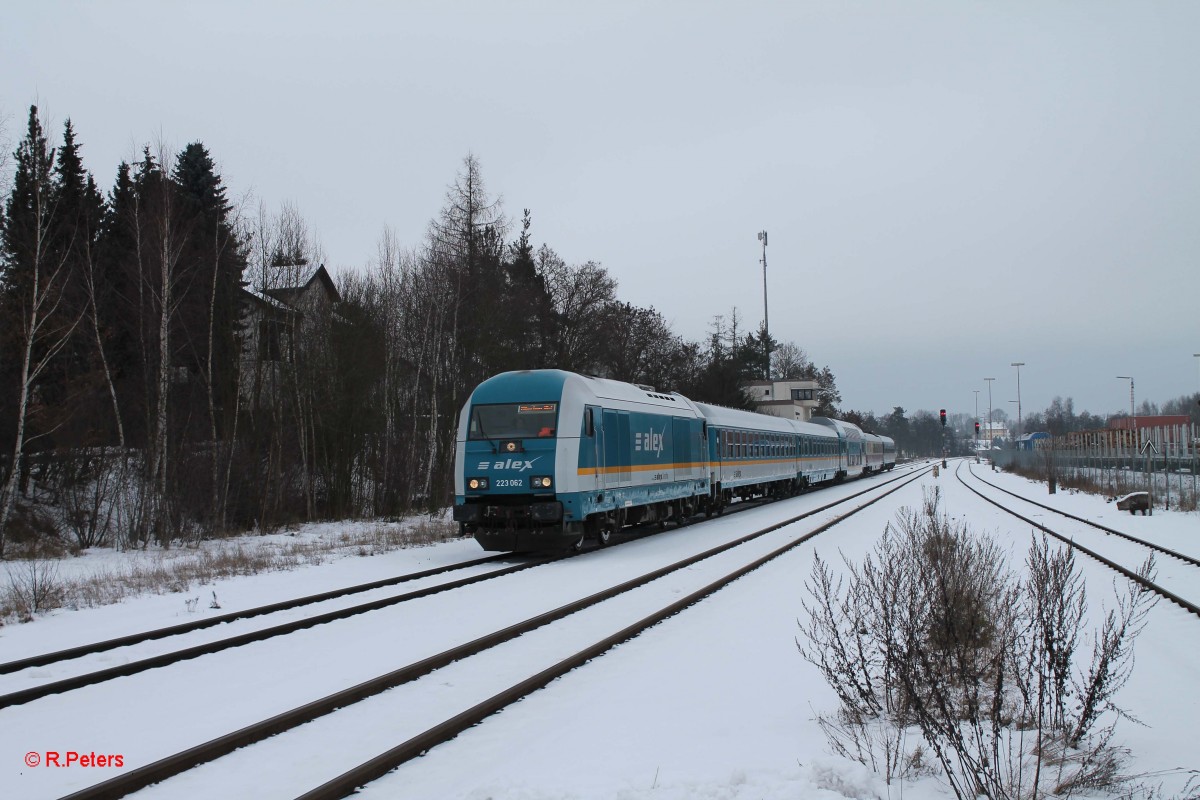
974 389 980 448
1117 375 1136 453
758 230 769 380
984 377 995 449
1011 362 1025 442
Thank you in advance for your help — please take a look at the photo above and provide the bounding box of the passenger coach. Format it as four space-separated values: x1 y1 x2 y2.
695 402 839 514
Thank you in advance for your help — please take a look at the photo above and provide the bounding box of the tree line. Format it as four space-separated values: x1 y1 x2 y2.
0 106 846 554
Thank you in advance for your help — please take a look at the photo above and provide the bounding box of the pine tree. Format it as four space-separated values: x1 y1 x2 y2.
0 106 86 549
96 161 142 445
171 141 247 430
170 142 248 532
44 120 107 441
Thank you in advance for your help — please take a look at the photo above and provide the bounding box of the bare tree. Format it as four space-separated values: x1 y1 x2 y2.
798 489 1158 799
0 108 87 552
131 142 189 545
771 341 811 380
538 249 618 373
0 107 12 200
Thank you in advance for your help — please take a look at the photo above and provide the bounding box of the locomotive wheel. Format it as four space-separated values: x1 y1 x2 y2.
597 525 614 547
571 533 587 552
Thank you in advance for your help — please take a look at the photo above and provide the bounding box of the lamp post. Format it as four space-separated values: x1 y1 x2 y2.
757 230 769 380
1193 355 1199 497
1116 375 1135 432
1011 362 1025 442
1193 353 1199 404
1009 400 1019 445
974 389 980 448
984 377 995 449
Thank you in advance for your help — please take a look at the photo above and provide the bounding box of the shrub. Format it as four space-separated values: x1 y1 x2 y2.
4 558 65 621
798 487 1158 799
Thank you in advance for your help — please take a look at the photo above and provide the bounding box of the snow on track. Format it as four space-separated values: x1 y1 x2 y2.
7 462 1194 800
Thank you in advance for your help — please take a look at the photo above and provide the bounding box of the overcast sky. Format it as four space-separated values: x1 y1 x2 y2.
4 1 1198 421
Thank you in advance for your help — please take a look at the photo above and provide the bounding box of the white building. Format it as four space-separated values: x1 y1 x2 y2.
741 379 819 422
978 421 1007 448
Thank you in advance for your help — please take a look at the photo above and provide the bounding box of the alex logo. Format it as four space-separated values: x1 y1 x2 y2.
635 427 666 457
476 456 541 472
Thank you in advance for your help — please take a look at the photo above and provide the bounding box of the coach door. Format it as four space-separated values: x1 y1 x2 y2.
600 412 619 489
584 406 602 492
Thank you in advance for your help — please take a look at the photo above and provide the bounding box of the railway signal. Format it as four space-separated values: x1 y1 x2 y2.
975 421 980 434
939 409 947 427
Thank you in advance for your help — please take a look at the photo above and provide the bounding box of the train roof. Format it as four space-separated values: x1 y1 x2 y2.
469 370 703 415
810 417 864 441
693 402 838 438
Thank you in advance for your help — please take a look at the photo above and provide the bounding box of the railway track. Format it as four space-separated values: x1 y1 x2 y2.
0 554 561 708
49 465 931 800
0 553 516 676
965 463 1200 569
956 461 1200 618
1 465 921 711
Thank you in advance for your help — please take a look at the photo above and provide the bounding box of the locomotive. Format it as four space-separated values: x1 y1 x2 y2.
452 369 895 552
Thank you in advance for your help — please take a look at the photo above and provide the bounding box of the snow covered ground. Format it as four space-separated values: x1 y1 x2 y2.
1 462 1197 800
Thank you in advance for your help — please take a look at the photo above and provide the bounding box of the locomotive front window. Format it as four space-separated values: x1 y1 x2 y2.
469 402 559 439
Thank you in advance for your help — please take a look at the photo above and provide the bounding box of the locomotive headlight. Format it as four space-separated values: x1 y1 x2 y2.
532 476 553 489
467 477 489 491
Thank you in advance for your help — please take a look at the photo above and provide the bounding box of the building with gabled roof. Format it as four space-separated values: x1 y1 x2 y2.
240 264 341 402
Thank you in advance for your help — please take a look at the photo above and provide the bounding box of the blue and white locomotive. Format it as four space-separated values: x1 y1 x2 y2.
453 369 896 552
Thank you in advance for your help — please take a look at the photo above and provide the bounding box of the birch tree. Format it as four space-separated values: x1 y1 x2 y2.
0 107 86 552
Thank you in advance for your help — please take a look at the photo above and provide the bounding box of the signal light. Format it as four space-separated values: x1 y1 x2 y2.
939 409 947 427
975 421 981 434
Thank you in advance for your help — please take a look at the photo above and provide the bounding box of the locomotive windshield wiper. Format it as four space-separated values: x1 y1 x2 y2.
474 413 498 453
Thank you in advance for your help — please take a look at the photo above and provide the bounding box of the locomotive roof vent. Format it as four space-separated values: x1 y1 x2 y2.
642 389 677 402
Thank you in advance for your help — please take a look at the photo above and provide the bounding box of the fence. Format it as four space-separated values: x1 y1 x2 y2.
990 423 1200 511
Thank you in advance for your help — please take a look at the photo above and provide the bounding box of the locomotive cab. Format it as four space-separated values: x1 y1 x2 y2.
453 383 581 551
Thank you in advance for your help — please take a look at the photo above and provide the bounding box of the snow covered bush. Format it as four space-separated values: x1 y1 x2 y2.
797 487 1158 799
3 557 65 621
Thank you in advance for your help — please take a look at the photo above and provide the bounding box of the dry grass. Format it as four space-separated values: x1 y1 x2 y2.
1005 461 1200 512
1 518 464 624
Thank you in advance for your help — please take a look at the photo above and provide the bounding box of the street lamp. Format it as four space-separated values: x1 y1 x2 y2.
1009 399 1019 444
974 389 980 447
1011 362 1025 442
757 230 769 380
984 377 995 448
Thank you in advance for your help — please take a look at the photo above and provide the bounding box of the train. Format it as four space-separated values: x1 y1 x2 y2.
452 369 896 552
